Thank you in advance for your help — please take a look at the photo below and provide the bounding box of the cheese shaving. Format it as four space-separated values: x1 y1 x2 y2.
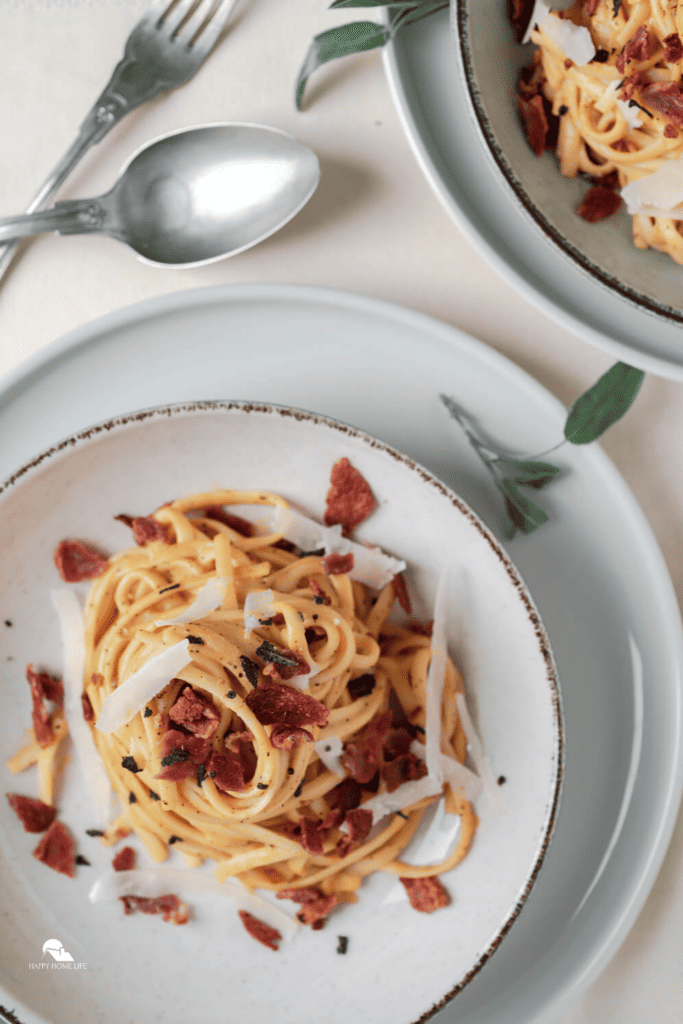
89 868 299 938
358 775 444 826
52 588 115 827
522 0 550 45
271 506 406 590
424 567 449 784
155 576 227 626
540 12 595 66
243 589 275 630
621 155 683 218
455 692 504 810
96 639 192 734
410 741 482 802
314 735 344 777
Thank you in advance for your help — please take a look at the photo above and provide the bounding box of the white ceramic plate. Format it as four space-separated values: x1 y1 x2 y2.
0 283 681 1024
383 9 683 380
0 401 561 1024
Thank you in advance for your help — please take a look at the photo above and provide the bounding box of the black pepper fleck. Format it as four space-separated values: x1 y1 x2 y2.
187 635 204 645
4 620 12 627
85 829 104 837
497 776 507 786
240 655 259 687
313 595 324 605
592 49 609 63
227 690 237 699
149 790 160 801
209 770 216 778
288 767 295 775
257 782 268 790
168 835 182 844
337 936 348 954
75 855 91 866
128 792 136 804
558 104 568 116
294 782 303 798
159 583 180 594
143 706 153 718
395 810 408 820
121 756 142 774
196 764 207 786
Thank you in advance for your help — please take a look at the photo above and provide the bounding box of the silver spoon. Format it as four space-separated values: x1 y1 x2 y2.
0 123 320 267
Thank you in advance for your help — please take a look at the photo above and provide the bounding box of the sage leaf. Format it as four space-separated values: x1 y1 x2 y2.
499 478 549 536
502 458 562 489
393 1 449 28
564 362 644 445
296 21 391 109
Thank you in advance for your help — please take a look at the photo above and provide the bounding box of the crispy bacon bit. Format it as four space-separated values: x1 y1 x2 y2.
618 25 655 75
115 515 173 546
392 572 412 614
322 552 354 576
112 846 136 872
54 539 108 582
298 817 326 855
269 725 315 750
245 681 329 729
276 887 339 929
399 876 450 914
564 58 573 69
6 794 57 833
159 728 211 776
507 0 536 41
206 750 250 793
619 71 645 101
33 821 76 877
382 752 429 793
327 778 362 812
517 93 550 157
577 185 622 222
324 458 376 534
641 81 683 127
665 123 679 138
81 693 95 723
238 910 281 950
120 893 190 924
664 32 683 64
340 711 392 785
259 645 311 682
168 685 219 739
27 665 63 748
202 506 254 536
337 806 373 857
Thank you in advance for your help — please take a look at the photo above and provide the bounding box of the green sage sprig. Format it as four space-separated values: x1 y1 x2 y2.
441 361 644 538
296 0 448 108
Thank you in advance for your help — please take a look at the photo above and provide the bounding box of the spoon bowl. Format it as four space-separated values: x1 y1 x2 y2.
0 123 321 267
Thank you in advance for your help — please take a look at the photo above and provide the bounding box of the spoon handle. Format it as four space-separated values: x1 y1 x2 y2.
0 200 108 245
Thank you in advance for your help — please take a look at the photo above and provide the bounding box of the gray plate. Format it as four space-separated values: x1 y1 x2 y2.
383 9 683 380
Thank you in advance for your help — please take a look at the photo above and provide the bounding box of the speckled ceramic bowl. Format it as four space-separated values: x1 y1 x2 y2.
453 1 683 329
0 401 562 1024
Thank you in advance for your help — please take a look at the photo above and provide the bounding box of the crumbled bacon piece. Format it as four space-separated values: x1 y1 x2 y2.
619 71 645 101
298 816 327 855
399 876 450 913
33 821 76 877
577 186 622 223
324 458 376 534
326 778 362 812
6 794 56 833
82 693 95 723
665 123 679 138
54 539 108 582
337 806 373 857
120 893 190 924
507 0 536 41
308 576 328 602
392 572 411 614
664 32 683 64
616 26 655 73
245 681 329 729
202 505 255 536
269 725 315 750
115 514 173 546
238 910 281 949
382 752 428 793
340 711 392 785
206 749 252 793
112 846 136 872
642 81 683 127
27 665 63 748
322 552 354 576
169 685 219 739
159 728 211 775
276 887 339 929
261 647 311 682
517 93 550 157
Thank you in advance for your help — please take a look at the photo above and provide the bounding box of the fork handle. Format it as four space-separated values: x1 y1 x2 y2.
0 45 168 281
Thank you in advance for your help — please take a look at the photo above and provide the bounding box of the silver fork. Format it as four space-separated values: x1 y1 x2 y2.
0 0 237 282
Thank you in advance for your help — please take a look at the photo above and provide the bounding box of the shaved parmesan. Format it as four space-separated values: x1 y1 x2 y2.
540 12 595 66
522 0 550 45
244 589 275 630
89 868 299 938
410 741 482 802
621 156 683 218
314 735 344 777
358 775 444 826
271 506 406 590
455 692 503 810
96 639 192 734
155 576 227 626
424 567 449 783
52 589 115 827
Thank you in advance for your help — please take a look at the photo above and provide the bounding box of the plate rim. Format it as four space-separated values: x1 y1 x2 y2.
0 282 682 1024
